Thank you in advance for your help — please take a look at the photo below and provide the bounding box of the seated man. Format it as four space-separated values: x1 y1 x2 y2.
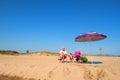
74 51 81 62
59 48 67 62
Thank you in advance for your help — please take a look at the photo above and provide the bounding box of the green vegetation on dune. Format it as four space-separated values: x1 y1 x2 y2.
0 50 19 55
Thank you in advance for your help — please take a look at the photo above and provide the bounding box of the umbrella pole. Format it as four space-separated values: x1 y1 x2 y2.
90 56 93 64
88 42 93 64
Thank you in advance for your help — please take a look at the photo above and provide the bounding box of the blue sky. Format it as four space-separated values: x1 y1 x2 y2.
0 0 120 55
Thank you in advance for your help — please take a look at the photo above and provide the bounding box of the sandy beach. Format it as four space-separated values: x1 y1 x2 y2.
0 54 120 80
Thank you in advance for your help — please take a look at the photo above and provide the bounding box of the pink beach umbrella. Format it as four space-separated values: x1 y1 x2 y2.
75 32 107 42
75 32 107 63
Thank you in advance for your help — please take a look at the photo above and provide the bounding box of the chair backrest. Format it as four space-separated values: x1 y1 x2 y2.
74 51 81 58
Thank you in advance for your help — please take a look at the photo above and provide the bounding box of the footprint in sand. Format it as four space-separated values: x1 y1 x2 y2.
63 67 71 75
97 69 106 80
84 70 94 80
48 71 53 78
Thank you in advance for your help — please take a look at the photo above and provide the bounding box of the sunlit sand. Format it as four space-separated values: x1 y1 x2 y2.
0 53 120 80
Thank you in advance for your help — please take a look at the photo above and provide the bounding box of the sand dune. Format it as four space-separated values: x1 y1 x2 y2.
0 55 120 80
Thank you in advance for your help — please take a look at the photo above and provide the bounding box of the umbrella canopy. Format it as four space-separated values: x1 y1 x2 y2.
75 32 107 42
